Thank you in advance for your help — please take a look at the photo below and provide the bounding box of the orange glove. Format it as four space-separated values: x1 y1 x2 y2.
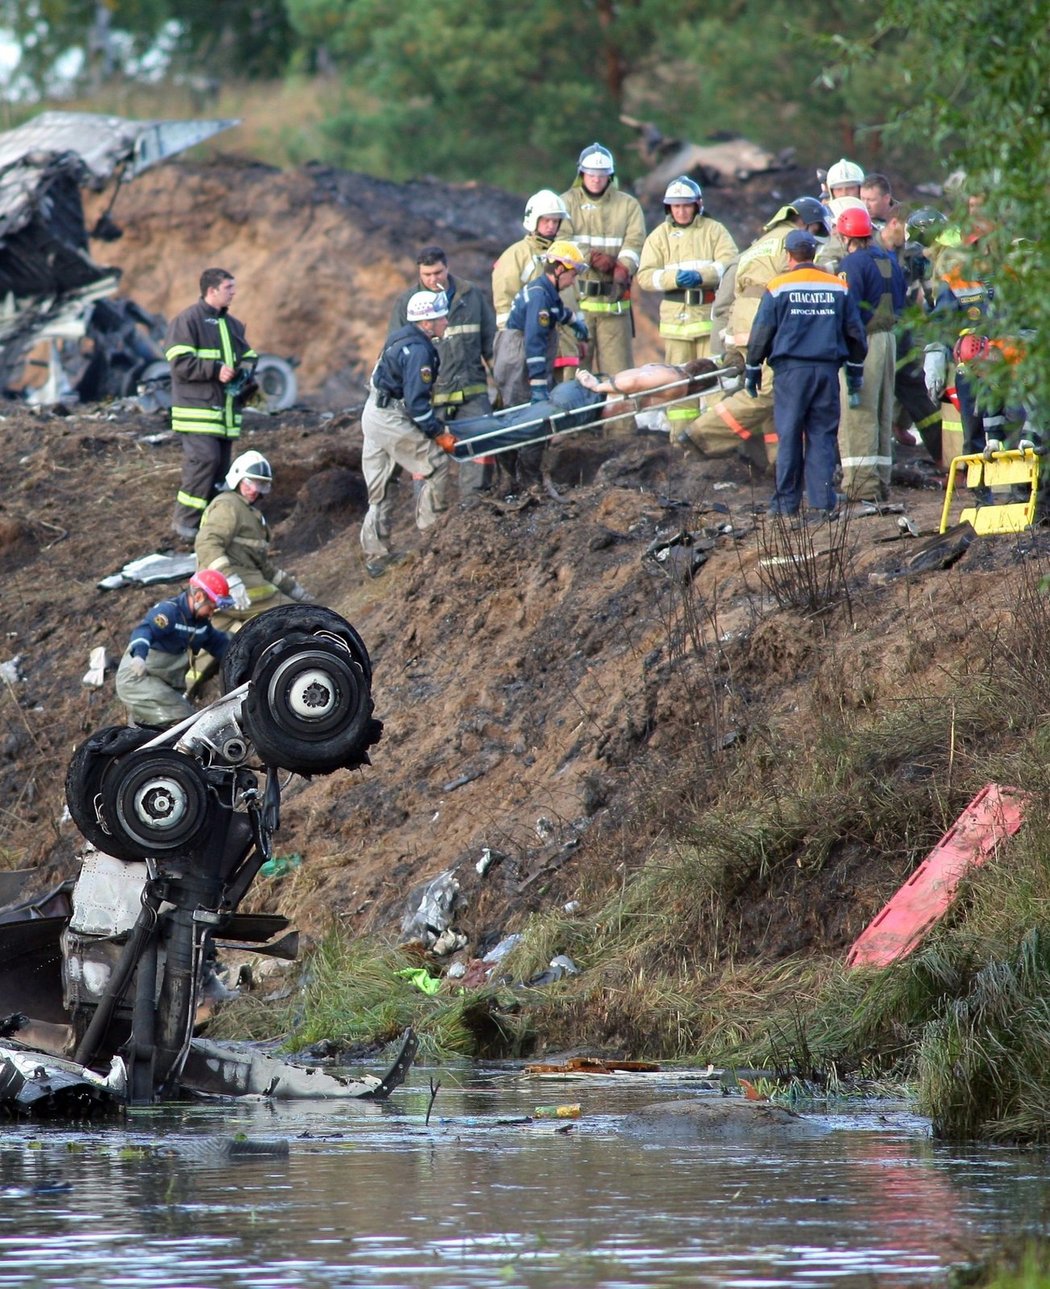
434 430 458 454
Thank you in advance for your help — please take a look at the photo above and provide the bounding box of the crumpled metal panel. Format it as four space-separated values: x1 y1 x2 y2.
0 111 238 186
0 111 238 394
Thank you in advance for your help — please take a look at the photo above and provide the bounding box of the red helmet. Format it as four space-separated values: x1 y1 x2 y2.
190 569 234 607
953 332 990 364
837 206 873 239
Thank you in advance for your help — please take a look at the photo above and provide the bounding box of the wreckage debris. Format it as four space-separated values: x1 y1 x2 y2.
904 521 976 574
847 783 1027 968
0 604 411 1114
525 1057 661 1075
0 111 297 410
534 1103 582 1118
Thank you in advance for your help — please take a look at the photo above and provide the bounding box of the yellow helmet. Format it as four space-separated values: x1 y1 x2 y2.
545 239 587 273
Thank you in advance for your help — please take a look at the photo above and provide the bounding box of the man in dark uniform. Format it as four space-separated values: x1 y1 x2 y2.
745 230 868 521
389 246 497 499
165 268 257 541
360 290 452 578
836 207 908 504
115 570 233 728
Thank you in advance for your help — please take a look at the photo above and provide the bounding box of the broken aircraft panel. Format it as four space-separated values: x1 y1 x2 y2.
0 110 239 186
0 111 238 397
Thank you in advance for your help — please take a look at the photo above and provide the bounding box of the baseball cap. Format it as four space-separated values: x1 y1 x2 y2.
785 229 818 255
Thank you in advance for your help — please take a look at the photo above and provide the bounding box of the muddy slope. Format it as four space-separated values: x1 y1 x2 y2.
1 160 1027 969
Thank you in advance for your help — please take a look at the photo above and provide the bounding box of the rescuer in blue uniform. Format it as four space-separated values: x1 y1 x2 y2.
745 229 868 520
491 239 588 490
836 206 907 503
359 290 452 577
115 570 233 728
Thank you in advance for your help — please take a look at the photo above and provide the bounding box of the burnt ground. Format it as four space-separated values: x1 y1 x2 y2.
0 159 1038 976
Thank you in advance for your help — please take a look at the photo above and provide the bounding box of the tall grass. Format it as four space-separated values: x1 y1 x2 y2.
207 934 531 1061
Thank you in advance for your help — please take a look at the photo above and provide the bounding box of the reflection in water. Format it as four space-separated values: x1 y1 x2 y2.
0 1072 1047 1287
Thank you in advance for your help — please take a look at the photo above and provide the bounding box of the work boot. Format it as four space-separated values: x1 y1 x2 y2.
172 523 199 547
364 552 407 580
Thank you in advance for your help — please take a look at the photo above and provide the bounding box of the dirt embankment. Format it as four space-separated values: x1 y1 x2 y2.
1 160 1024 971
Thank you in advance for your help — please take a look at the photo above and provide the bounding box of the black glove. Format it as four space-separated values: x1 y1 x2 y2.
743 365 761 399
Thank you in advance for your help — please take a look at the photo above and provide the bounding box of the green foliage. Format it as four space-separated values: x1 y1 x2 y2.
0 0 171 96
950 1239 1050 1289
639 3 925 180
169 0 298 80
876 0 1050 417
283 0 681 187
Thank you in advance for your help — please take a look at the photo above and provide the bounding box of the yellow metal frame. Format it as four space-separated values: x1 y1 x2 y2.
940 447 1041 534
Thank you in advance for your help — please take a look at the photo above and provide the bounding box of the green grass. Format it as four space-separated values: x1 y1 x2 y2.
206 935 531 1061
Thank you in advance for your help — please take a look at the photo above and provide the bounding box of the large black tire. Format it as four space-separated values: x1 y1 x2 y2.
240 636 377 775
97 749 215 861
65 725 156 860
221 605 372 693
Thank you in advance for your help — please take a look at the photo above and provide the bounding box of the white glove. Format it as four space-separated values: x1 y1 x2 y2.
225 573 251 610
288 585 315 603
923 346 947 401
128 656 148 679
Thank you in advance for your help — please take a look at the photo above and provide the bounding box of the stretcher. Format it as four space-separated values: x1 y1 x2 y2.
452 361 741 461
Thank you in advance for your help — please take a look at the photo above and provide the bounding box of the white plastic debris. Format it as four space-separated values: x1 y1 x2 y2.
483 933 523 964
0 655 23 684
82 645 107 687
400 869 460 946
476 847 505 876
431 927 467 957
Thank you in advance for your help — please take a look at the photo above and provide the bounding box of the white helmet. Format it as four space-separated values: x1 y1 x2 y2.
406 290 449 322
827 195 867 227
523 189 570 234
578 142 614 174
663 175 703 212
826 158 865 189
226 450 272 493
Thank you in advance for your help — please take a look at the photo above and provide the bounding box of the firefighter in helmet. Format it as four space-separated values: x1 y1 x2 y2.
636 176 738 438
560 143 646 400
493 190 583 387
491 240 588 490
195 450 313 626
679 196 829 472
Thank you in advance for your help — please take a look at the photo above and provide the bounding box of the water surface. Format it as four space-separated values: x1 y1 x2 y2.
1 1064 1045 1287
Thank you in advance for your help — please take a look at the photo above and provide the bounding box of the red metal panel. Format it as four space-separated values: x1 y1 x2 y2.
846 784 1028 969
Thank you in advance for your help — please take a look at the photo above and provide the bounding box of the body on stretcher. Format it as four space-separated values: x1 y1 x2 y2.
447 364 738 461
